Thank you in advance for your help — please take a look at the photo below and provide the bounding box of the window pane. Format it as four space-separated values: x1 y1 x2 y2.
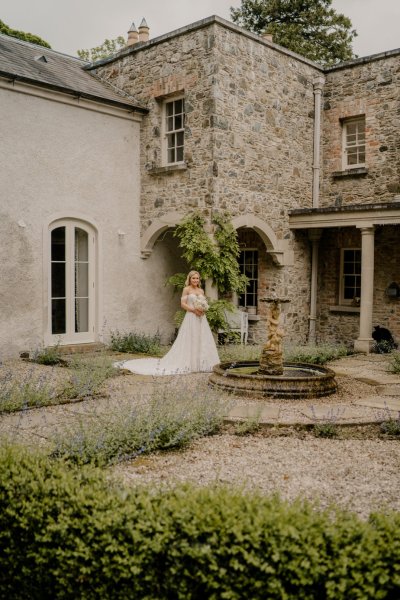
166 102 174 117
175 114 182 129
166 115 174 132
75 298 89 333
176 146 184 162
51 262 65 297
176 131 184 146
52 299 66 334
167 147 175 163
75 228 88 261
75 263 89 298
51 227 65 261
175 99 183 113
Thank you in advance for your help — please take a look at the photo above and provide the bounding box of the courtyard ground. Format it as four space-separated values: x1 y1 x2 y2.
1 351 399 518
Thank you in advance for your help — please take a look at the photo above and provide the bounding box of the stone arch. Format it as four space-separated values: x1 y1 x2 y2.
140 211 185 258
232 214 293 267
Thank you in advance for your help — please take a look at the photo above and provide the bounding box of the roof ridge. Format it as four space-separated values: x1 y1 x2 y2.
0 32 87 64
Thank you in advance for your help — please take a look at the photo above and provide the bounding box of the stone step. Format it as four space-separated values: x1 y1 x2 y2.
57 342 106 355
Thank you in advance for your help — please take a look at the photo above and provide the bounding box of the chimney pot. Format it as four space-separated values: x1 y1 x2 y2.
127 22 139 46
138 17 149 43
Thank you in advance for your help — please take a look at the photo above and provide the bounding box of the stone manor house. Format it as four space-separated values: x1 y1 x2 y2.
0 15 399 357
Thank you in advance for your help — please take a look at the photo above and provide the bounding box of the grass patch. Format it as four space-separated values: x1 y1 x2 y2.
50 380 230 466
388 350 400 374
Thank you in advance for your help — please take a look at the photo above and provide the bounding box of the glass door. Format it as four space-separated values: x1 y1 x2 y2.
50 222 95 344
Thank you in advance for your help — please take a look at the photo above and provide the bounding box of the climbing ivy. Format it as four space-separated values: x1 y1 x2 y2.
172 212 247 295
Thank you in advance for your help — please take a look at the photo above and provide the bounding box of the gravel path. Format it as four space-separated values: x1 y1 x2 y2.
113 433 400 519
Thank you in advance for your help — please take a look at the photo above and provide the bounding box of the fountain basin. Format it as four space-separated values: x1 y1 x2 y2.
209 361 337 399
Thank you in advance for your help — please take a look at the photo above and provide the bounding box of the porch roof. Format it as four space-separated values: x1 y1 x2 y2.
289 201 400 229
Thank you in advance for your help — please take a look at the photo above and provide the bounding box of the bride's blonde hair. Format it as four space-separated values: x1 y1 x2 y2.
185 270 201 286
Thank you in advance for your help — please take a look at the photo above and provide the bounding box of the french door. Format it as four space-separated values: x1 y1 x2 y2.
49 221 95 344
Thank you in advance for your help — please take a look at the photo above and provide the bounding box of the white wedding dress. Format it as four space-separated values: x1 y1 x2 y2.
118 294 220 376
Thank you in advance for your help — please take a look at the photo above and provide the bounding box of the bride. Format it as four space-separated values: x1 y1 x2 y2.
119 270 220 375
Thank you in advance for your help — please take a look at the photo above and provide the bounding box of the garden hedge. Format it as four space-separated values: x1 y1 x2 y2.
0 445 399 599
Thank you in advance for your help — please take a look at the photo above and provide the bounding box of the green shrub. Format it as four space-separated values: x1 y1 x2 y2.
380 417 400 437
313 423 338 438
1 444 400 599
219 343 263 363
51 380 228 465
30 343 64 366
109 330 161 355
284 343 349 365
388 351 400 374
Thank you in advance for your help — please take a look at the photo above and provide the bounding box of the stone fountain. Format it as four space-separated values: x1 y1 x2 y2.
209 297 337 399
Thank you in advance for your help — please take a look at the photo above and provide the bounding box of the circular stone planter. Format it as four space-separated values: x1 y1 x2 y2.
209 361 337 399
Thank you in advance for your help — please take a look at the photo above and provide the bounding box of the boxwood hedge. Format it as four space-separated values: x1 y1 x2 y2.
0 445 399 599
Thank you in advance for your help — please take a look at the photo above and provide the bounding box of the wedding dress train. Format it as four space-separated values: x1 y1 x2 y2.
119 294 220 375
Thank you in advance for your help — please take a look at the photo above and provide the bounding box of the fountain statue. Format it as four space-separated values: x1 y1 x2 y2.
209 296 337 399
258 297 289 376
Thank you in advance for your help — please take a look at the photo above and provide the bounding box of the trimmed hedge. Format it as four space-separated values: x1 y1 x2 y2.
1 445 400 599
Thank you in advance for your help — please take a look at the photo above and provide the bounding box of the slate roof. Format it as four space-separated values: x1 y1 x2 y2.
0 33 146 112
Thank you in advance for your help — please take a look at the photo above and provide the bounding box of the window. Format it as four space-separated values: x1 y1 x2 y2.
164 97 185 164
340 248 361 305
342 117 365 169
238 250 258 309
49 221 95 343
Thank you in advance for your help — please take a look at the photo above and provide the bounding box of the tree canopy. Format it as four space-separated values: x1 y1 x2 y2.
0 19 51 48
230 0 357 65
77 37 126 62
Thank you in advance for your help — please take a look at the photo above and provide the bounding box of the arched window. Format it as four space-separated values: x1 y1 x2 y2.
49 220 96 344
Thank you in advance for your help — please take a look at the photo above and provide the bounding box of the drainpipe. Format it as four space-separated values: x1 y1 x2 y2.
308 76 325 343
312 76 325 209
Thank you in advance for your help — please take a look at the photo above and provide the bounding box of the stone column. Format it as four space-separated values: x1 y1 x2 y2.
308 229 322 344
354 226 375 353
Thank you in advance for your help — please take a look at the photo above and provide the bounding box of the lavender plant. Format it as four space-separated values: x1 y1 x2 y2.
0 369 59 413
50 379 230 465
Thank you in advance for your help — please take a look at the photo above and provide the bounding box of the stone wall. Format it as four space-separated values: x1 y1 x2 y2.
95 18 320 344
321 53 400 207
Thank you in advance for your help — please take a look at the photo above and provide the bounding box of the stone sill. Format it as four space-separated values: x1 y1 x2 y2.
332 167 368 179
329 305 360 314
248 315 260 321
146 163 187 175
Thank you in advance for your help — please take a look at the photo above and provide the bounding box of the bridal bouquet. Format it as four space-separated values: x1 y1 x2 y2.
193 296 209 312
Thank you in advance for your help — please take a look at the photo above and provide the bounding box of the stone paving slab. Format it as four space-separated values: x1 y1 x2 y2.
226 404 280 421
355 397 400 412
379 385 400 397
300 405 362 421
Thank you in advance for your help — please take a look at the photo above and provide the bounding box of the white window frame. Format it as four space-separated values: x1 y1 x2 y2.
48 220 96 345
238 249 259 310
339 248 361 306
162 96 185 165
342 116 366 170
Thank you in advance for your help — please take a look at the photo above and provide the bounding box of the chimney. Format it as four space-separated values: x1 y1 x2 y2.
127 22 139 46
138 18 149 43
261 29 273 43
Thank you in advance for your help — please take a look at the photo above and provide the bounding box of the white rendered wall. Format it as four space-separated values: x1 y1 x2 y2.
0 83 178 356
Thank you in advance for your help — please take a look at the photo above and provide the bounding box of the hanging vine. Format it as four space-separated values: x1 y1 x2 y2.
170 212 247 294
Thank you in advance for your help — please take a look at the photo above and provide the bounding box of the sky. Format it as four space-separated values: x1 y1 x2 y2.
1 0 399 59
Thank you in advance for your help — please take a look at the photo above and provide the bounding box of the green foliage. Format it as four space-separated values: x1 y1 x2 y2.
380 417 400 437
30 343 64 366
51 380 228 466
173 212 247 295
0 19 51 48
388 351 400 374
109 330 161 355
231 0 357 65
219 343 264 362
284 343 349 365
0 369 58 413
313 423 338 438
166 272 187 292
2 443 400 599
77 36 126 61
62 355 117 399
